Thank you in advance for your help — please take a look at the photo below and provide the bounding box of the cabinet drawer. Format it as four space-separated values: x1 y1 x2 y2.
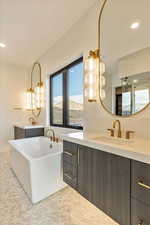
63 173 77 189
63 160 77 178
63 141 78 155
132 160 150 206
131 198 150 225
63 152 77 165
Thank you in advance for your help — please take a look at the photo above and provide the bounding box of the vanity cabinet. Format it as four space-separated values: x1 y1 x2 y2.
14 126 44 139
63 141 130 225
131 161 150 225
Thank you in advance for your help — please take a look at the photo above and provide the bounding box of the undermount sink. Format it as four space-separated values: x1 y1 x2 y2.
93 136 133 145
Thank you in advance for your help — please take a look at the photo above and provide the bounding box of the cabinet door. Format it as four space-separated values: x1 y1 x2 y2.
92 149 109 213
92 150 131 225
107 154 131 225
77 145 93 202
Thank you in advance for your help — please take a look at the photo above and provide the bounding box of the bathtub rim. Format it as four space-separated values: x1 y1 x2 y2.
8 136 63 162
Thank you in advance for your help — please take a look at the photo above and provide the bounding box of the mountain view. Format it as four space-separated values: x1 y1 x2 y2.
53 95 83 126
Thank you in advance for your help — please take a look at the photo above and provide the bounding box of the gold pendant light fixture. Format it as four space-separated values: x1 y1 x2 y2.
85 0 107 103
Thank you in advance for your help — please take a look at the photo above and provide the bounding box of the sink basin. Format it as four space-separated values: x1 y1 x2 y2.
93 136 133 145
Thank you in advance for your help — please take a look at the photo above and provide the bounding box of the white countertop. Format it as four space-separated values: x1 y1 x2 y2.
62 132 150 164
14 124 45 129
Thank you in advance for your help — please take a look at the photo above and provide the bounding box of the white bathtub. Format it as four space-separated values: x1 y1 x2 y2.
9 136 66 203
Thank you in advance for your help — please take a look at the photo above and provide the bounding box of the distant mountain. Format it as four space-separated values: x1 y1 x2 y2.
54 95 83 110
55 100 83 111
54 95 83 104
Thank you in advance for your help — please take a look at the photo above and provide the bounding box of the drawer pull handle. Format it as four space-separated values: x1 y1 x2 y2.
138 220 143 225
138 181 150 190
64 173 72 180
64 151 73 156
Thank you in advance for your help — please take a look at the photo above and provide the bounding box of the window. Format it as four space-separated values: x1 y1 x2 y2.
134 89 149 112
50 57 83 129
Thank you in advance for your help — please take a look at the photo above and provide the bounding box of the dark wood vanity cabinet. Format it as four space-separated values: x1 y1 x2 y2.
63 141 131 225
14 126 44 139
131 161 150 225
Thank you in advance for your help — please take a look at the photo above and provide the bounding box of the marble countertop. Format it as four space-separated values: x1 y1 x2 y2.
14 124 45 129
62 132 150 164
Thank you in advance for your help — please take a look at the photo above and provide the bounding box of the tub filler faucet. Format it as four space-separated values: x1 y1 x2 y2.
46 128 58 143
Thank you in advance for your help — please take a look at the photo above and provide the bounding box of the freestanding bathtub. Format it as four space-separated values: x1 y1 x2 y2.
9 136 67 203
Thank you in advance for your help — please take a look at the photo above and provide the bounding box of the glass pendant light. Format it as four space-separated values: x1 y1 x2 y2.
26 88 35 110
35 81 44 109
85 50 99 102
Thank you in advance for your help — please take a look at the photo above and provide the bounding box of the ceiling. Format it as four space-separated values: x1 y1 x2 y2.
0 0 96 67
101 0 150 63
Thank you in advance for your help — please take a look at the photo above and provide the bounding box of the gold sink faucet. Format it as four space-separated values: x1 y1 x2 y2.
113 120 122 138
28 117 37 125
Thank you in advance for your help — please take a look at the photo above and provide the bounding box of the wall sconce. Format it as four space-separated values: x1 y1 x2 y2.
26 88 35 110
35 81 44 109
85 50 105 102
85 0 107 103
26 62 44 117
85 50 99 102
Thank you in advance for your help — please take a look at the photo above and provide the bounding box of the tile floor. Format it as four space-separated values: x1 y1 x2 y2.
0 150 119 225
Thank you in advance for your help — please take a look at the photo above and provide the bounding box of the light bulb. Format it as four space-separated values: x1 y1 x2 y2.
85 56 97 72
35 82 44 109
26 88 35 110
100 61 105 75
130 22 140 29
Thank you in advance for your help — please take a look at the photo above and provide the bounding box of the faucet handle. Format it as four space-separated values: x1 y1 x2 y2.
107 129 114 137
49 136 53 141
125 131 135 139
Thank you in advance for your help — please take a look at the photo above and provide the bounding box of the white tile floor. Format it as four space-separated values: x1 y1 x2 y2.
0 150 119 225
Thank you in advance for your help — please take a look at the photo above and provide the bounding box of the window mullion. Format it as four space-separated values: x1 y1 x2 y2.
63 69 68 127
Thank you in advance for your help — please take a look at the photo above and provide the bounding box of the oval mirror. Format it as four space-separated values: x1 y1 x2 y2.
99 0 150 116
31 62 42 117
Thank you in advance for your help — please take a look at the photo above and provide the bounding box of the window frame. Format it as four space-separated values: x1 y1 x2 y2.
50 57 83 130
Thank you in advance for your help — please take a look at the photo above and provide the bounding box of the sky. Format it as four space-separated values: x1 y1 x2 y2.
52 62 83 97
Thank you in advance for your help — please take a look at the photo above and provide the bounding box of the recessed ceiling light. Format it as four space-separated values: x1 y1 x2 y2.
0 43 6 48
130 22 140 29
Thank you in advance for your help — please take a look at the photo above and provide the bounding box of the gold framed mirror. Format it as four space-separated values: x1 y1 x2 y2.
26 62 44 118
98 0 150 117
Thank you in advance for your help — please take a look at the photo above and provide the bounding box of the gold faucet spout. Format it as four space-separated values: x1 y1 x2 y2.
46 128 57 142
113 120 122 138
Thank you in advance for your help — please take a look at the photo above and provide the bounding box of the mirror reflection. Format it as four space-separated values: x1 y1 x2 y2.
100 0 150 116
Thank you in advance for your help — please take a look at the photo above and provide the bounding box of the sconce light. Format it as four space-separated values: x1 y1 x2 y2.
85 50 99 102
85 49 106 102
35 81 44 109
26 88 35 110
85 0 107 103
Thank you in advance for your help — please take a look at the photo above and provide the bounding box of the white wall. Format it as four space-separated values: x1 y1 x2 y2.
0 63 29 151
38 0 150 139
